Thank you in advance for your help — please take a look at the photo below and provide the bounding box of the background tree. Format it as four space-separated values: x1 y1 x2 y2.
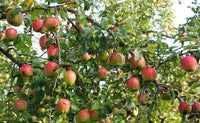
0 0 199 122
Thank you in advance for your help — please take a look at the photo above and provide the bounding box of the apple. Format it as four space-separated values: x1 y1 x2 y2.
109 52 122 66
98 51 109 62
160 87 170 100
179 31 184 37
39 35 50 49
5 28 18 40
20 64 33 77
63 70 77 86
44 62 58 77
181 56 197 72
142 67 156 81
130 55 145 69
32 18 45 32
47 45 59 59
39 108 45 113
14 99 27 112
137 92 149 104
56 98 70 113
28 89 36 96
113 108 119 114
113 27 118 33
90 110 99 122
99 118 111 123
76 108 90 122
121 54 125 64
98 67 108 80
179 102 192 115
126 77 140 91
0 32 5 38
32 115 37 121
6 9 23 26
192 101 200 112
45 17 59 31
81 52 91 61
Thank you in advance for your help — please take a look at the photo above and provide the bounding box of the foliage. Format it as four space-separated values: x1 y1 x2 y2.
0 0 199 122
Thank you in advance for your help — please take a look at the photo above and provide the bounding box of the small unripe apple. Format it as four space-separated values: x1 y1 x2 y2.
39 108 45 113
137 92 149 104
130 55 145 69
181 56 197 72
90 110 99 122
44 62 58 77
5 28 18 40
126 77 140 91
179 102 192 115
109 52 122 66
56 98 70 113
142 67 156 81
76 108 90 122
32 18 45 32
98 51 109 62
98 67 108 80
32 115 37 121
63 70 77 86
45 17 59 31
39 35 50 49
14 99 27 112
6 9 23 26
81 52 91 61
47 45 59 59
20 64 33 77
192 101 200 112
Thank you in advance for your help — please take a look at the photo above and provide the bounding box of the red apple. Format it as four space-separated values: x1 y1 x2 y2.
76 108 90 122
113 27 118 33
32 18 45 32
179 102 192 115
179 31 184 37
137 92 149 104
20 64 33 77
192 101 200 112
98 51 109 62
126 77 140 91
121 54 125 64
47 45 59 59
109 52 122 66
130 55 145 69
98 67 108 80
0 32 5 38
5 28 18 40
45 17 59 31
81 52 91 61
14 99 27 112
142 67 156 81
90 110 99 121
99 118 111 123
6 9 23 26
63 70 77 86
56 98 70 113
39 35 50 49
181 56 197 72
44 62 58 77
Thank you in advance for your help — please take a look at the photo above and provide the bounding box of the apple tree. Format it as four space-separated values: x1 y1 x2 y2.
0 0 199 122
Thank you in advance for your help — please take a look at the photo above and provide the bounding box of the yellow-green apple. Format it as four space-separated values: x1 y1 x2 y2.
192 101 200 112
179 102 192 115
90 110 99 122
6 9 23 26
137 92 149 104
45 17 59 31
56 98 70 113
181 56 197 72
142 67 156 81
14 99 27 112
47 45 59 59
39 108 45 113
63 70 77 86
44 62 58 77
32 18 45 32
76 108 90 122
5 28 18 40
81 52 91 61
109 52 122 66
20 64 33 77
130 55 145 69
98 67 108 80
126 77 140 91
39 35 50 49
98 51 109 62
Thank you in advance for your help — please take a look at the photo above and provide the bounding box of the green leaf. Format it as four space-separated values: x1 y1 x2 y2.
146 44 157 53
91 101 101 110
118 26 127 38
134 50 142 61
23 112 32 119
77 6 86 24
101 17 108 29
